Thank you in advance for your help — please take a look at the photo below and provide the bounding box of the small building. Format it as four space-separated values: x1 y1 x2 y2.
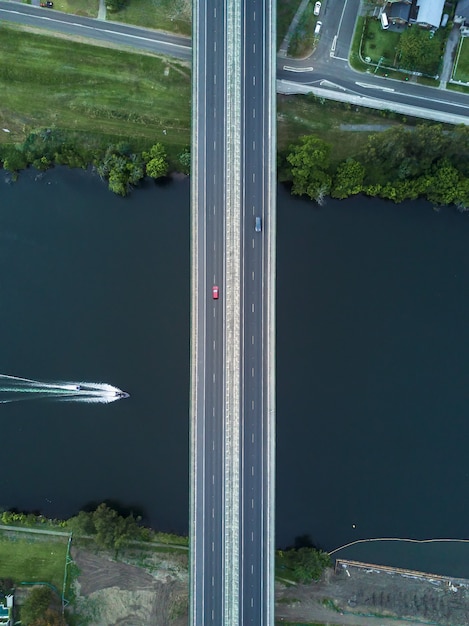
413 0 445 29
388 1 412 24
0 595 13 626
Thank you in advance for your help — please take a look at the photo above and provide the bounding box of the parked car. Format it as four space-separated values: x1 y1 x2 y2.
212 285 219 300
40 1 54 6
314 21 322 36
314 2 321 16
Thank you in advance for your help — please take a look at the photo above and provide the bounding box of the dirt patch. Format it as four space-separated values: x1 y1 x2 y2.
71 548 469 626
277 561 469 626
71 548 188 626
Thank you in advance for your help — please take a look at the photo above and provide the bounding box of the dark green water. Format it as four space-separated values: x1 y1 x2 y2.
2 168 469 576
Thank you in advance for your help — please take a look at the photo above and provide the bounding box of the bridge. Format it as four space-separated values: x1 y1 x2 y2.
190 0 276 624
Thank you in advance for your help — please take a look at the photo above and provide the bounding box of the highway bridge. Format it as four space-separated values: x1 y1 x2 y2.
190 0 276 624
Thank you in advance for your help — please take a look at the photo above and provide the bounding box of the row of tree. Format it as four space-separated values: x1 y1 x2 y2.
285 124 469 209
0 131 191 196
21 587 65 626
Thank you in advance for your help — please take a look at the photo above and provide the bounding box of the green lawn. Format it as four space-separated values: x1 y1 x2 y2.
453 37 469 82
0 24 191 158
111 0 191 37
51 0 99 18
361 18 402 67
0 533 68 591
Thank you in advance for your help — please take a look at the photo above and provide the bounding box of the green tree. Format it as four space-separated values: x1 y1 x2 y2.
21 587 53 626
397 28 441 75
426 159 460 206
143 143 168 179
286 136 332 203
67 510 95 535
31 608 66 626
178 148 191 174
92 503 139 553
106 0 128 12
278 547 331 583
331 158 365 199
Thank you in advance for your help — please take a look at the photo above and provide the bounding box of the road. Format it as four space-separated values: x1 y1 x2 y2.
190 0 275 623
2 0 469 122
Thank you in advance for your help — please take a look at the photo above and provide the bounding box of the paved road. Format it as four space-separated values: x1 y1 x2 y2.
2 0 469 122
239 0 276 623
190 0 275 623
0 1 191 61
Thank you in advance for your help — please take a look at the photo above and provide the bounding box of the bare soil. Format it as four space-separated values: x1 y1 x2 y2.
71 548 469 626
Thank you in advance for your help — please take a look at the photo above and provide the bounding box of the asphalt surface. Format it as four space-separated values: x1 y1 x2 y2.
190 0 226 621
239 0 275 623
190 0 275 623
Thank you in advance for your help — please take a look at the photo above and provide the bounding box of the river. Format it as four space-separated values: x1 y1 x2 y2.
2 168 469 576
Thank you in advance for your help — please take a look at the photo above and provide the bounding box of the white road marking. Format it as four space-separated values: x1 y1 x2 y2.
252 271 255 280
252 172 256 182
251 303 255 313
251 336 254 344
252 108 256 118
283 65 314 72
253 43 256 53
253 76 256 86
251 367 254 377
251 400 254 410
252 140 256 150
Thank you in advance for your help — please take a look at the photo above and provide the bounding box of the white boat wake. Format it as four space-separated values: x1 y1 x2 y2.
0 374 129 404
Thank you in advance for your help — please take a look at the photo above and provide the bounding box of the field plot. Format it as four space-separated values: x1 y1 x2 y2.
0 25 191 152
111 0 191 36
0 531 68 592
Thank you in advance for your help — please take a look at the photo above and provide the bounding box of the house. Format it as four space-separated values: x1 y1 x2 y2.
0 595 13 626
388 1 412 24
413 0 445 29
455 0 469 25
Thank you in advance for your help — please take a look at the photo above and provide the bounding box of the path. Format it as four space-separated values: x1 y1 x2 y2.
97 0 106 21
440 24 461 88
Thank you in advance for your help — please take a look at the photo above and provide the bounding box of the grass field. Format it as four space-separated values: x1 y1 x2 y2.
0 25 191 159
453 37 469 82
361 19 401 67
0 532 68 592
111 0 192 36
277 94 400 169
50 0 99 18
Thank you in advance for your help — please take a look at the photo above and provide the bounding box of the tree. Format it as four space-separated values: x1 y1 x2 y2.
178 148 191 174
278 547 331 584
91 503 139 553
21 587 53 625
397 27 442 75
31 608 66 626
106 0 128 12
426 159 460 206
286 136 332 202
143 143 168 179
331 158 365 199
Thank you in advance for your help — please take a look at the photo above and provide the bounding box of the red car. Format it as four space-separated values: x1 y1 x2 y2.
212 285 219 299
